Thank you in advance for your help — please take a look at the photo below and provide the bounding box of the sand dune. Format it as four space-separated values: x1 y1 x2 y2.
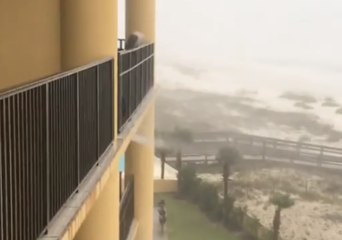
199 168 342 240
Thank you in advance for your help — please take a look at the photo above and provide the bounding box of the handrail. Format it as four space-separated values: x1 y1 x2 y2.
0 57 113 100
192 131 342 152
119 55 154 77
118 42 153 54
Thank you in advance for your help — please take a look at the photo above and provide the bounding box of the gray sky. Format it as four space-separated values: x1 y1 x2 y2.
157 0 342 66
155 0 342 98
120 0 342 98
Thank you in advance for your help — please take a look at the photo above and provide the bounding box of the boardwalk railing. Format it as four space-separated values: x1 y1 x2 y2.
120 177 134 240
0 58 114 240
161 131 342 170
118 43 154 133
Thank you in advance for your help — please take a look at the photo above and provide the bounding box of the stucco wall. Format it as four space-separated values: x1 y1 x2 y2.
0 0 61 90
154 179 178 193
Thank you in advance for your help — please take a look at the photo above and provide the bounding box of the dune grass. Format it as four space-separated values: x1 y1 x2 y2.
155 194 240 240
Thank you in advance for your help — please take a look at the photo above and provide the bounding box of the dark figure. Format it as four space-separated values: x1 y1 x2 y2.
158 200 167 234
121 97 126 120
125 32 146 49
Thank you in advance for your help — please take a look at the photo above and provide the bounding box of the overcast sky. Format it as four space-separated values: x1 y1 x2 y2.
121 0 342 98
157 0 342 65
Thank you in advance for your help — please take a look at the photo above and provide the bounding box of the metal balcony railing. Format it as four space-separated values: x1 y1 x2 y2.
0 58 114 240
119 177 134 240
118 43 154 133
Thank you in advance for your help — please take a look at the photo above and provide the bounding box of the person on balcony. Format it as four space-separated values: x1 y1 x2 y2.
125 31 146 49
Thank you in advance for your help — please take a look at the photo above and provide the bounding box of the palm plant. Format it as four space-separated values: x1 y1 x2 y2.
216 146 241 202
176 150 182 194
156 147 171 179
270 193 295 240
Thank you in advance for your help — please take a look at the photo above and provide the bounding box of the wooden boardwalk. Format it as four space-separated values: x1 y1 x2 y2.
163 131 342 170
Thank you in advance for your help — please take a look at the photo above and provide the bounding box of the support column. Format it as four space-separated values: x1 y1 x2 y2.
125 2 155 239
125 104 155 240
61 0 117 69
60 0 119 136
74 170 120 240
126 0 156 42
0 0 61 90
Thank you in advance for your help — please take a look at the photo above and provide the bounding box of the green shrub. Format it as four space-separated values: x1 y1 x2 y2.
244 215 261 239
223 195 235 215
205 200 223 222
189 178 202 204
178 166 197 197
177 168 277 239
198 182 219 214
229 206 247 229
258 227 274 240
222 195 235 225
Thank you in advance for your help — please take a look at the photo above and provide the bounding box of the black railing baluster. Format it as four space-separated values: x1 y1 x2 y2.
0 100 3 240
76 72 80 185
45 83 50 230
96 65 100 159
79 66 98 179
0 98 3 240
32 89 37 237
12 95 18 240
98 60 114 155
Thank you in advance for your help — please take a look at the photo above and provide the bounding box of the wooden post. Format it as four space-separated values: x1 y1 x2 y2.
176 150 182 195
161 151 165 179
176 150 182 171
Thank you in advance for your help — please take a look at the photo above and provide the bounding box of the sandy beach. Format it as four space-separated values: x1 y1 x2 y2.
199 168 342 240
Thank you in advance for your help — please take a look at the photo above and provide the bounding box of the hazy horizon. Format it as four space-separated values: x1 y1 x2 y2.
156 0 342 99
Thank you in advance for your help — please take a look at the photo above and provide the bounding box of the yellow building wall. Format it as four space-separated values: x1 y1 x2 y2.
126 103 155 240
60 0 119 138
126 0 156 42
0 0 61 91
60 0 117 70
154 180 178 193
125 0 156 239
74 163 120 240
62 0 120 238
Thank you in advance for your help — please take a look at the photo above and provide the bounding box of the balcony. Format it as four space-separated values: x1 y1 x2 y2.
0 42 154 240
0 58 114 240
118 43 154 133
